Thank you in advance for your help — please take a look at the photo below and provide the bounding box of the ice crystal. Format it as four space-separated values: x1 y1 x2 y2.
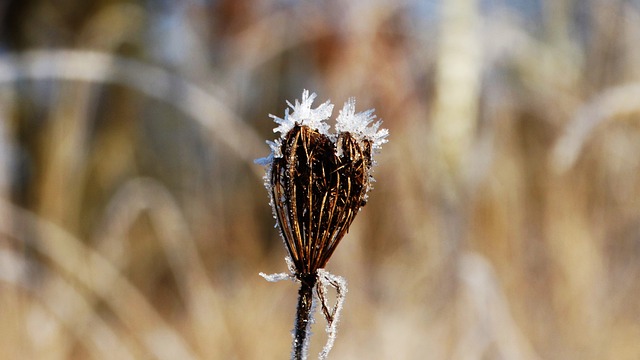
273 89 333 140
260 262 347 360
316 269 347 360
335 97 389 153
259 256 297 282
255 90 387 171
255 90 334 166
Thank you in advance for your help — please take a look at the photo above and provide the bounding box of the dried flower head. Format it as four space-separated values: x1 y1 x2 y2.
257 90 387 277
257 90 387 360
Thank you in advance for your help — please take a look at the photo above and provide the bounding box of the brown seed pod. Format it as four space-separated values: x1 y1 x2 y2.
270 124 371 278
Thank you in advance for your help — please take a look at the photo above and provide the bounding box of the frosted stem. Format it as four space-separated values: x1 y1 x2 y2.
293 274 316 360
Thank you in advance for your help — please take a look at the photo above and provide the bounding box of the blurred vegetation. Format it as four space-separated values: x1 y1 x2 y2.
1 0 640 359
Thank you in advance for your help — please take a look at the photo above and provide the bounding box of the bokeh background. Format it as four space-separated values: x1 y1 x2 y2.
1 0 640 359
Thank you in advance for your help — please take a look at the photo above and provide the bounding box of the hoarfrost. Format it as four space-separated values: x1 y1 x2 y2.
335 97 389 153
259 256 297 282
255 90 388 168
259 271 295 283
259 262 348 360
254 152 273 166
254 140 281 166
271 89 333 139
316 269 347 360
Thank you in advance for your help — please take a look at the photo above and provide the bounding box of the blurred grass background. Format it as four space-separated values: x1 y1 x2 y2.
1 0 640 359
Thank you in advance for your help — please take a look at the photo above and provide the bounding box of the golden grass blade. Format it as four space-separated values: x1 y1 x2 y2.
0 50 264 176
0 199 198 360
0 249 138 360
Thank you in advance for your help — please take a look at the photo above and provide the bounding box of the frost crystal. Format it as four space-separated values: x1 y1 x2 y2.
259 256 297 282
255 90 334 166
272 89 333 140
255 90 387 168
316 269 347 360
260 261 347 360
335 97 389 153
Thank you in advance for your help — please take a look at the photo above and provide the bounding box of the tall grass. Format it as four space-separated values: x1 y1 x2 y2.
1 0 640 359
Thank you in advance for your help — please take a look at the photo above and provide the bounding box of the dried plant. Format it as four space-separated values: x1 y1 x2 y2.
257 90 388 359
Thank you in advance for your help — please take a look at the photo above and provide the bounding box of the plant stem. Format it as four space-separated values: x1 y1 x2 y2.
293 274 316 360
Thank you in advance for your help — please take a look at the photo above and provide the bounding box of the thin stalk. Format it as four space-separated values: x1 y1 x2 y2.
293 274 316 360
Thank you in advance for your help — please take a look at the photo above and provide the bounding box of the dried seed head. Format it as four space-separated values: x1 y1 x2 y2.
256 90 387 277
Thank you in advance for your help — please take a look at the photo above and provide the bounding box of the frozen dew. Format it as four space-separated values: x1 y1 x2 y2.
316 269 347 360
254 140 281 166
259 256 298 282
254 152 273 167
260 263 348 360
271 90 334 141
259 271 295 283
335 97 389 153
256 90 388 169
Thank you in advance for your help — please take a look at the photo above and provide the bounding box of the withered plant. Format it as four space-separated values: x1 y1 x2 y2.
257 90 387 360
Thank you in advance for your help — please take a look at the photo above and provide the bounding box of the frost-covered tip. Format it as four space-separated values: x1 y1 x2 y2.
255 90 387 168
336 97 388 153
273 89 334 138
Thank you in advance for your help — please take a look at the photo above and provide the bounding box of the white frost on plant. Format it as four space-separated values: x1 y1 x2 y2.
335 97 389 153
259 271 295 283
254 140 279 166
292 290 317 360
259 256 298 282
255 91 389 168
255 90 334 166
316 269 347 360
272 89 333 140
259 262 348 360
